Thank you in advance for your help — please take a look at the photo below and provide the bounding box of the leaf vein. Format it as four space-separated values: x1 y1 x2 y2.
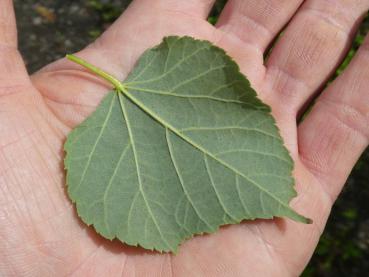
180 126 282 141
126 86 245 104
118 93 174 251
129 52 160 83
71 93 116 194
235 175 252 217
165 128 214 231
122 90 294 213
215 149 291 165
102 142 131 236
203 154 238 221
168 65 230 93
163 37 180 72
124 45 210 86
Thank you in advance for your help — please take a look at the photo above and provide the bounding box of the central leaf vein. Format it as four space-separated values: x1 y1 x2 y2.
121 89 293 211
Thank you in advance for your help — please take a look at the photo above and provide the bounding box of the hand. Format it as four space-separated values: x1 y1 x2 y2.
1 0 368 275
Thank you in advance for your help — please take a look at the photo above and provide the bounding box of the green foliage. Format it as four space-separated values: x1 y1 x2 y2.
88 29 102 39
207 0 227 25
88 0 123 23
65 36 308 252
208 16 218 25
336 34 365 76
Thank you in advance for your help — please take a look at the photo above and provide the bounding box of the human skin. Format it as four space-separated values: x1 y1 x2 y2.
0 0 368 276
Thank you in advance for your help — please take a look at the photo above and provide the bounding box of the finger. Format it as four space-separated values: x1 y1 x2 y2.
0 0 29 90
64 0 217 80
298 34 369 202
121 0 216 20
264 0 369 114
216 0 304 52
0 0 17 47
159 0 216 18
32 0 218 127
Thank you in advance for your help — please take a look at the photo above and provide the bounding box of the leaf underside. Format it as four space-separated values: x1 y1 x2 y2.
65 36 309 253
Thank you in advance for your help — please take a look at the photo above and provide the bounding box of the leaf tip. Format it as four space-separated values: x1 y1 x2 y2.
291 213 313 224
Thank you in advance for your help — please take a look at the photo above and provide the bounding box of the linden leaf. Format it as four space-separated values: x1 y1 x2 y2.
64 36 310 253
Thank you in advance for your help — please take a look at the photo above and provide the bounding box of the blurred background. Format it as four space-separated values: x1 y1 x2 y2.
13 0 368 276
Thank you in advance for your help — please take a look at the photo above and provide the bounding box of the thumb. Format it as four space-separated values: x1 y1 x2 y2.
0 0 17 48
0 0 29 92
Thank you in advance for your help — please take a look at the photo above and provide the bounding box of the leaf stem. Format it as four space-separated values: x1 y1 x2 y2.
66 54 126 92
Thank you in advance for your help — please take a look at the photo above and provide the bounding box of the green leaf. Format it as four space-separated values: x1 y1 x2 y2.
65 36 310 253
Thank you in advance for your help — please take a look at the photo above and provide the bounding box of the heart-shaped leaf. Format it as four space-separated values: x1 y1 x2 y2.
65 36 310 253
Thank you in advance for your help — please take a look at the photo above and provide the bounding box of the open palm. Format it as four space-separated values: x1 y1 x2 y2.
1 0 368 276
